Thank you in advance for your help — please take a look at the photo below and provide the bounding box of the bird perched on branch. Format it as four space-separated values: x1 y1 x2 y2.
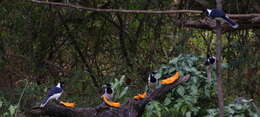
102 83 113 100
40 82 64 107
101 83 121 107
133 72 157 100
204 54 216 66
148 72 158 92
202 8 239 28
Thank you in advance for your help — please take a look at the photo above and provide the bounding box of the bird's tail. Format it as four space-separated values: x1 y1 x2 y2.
40 97 49 107
222 16 239 28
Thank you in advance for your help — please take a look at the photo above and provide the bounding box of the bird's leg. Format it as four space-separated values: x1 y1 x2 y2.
206 65 212 81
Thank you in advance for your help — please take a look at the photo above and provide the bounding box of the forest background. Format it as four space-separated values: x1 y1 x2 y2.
0 0 259 116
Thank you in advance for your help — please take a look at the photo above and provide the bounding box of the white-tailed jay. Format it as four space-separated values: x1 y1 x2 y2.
40 82 64 107
203 9 239 28
204 54 216 66
148 72 157 92
102 83 113 100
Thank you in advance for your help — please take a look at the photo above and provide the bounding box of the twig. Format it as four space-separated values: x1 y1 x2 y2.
15 79 29 117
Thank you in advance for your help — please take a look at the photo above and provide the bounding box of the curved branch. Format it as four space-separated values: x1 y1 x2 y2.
29 0 260 18
27 74 190 117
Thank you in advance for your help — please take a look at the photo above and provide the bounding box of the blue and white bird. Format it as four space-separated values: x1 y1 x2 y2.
148 72 157 92
202 9 239 28
102 83 113 100
40 82 64 107
204 54 216 66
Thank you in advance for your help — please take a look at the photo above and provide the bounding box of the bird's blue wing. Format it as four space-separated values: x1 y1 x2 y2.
40 87 63 107
47 87 63 97
210 9 225 18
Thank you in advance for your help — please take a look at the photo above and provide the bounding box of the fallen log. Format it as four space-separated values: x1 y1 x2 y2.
27 74 190 117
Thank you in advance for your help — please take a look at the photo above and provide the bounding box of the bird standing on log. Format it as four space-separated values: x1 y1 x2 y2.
102 83 113 100
202 9 239 28
101 83 121 107
148 72 158 92
40 82 64 107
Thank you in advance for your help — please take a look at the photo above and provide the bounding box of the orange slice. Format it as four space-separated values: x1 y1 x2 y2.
59 101 76 108
102 96 121 108
134 92 147 100
160 72 180 85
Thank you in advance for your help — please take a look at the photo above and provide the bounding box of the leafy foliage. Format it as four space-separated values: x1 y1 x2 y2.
0 0 259 116
143 54 215 116
0 94 20 117
111 75 129 101
206 98 260 117
143 54 259 117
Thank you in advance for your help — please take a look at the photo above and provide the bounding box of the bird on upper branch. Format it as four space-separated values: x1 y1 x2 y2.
40 82 64 107
204 54 216 66
202 8 239 28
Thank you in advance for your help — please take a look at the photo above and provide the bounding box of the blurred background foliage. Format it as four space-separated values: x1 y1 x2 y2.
0 0 259 116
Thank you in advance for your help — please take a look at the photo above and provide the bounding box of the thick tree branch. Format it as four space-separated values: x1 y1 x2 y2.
27 74 190 117
174 17 260 32
29 0 260 18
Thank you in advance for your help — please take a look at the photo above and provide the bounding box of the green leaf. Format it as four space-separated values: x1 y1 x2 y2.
169 58 178 65
164 97 172 106
169 67 176 73
119 87 128 98
186 111 191 117
0 99 3 108
177 86 185 96
8 105 17 116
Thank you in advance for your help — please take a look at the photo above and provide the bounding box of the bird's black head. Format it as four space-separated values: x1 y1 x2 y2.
209 56 216 64
207 54 210 58
201 9 208 15
106 87 113 94
148 72 157 83
57 81 65 88
204 55 216 65
104 83 113 94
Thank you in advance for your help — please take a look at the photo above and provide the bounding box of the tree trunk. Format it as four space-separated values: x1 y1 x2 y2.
215 0 225 116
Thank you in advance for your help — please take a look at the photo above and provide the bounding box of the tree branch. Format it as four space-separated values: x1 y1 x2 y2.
29 0 260 18
27 74 190 117
174 17 260 32
215 0 225 116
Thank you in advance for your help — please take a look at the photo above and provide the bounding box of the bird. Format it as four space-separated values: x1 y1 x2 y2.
101 83 121 107
202 8 239 28
204 54 216 66
133 72 157 100
148 72 158 92
101 83 113 100
40 82 64 107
